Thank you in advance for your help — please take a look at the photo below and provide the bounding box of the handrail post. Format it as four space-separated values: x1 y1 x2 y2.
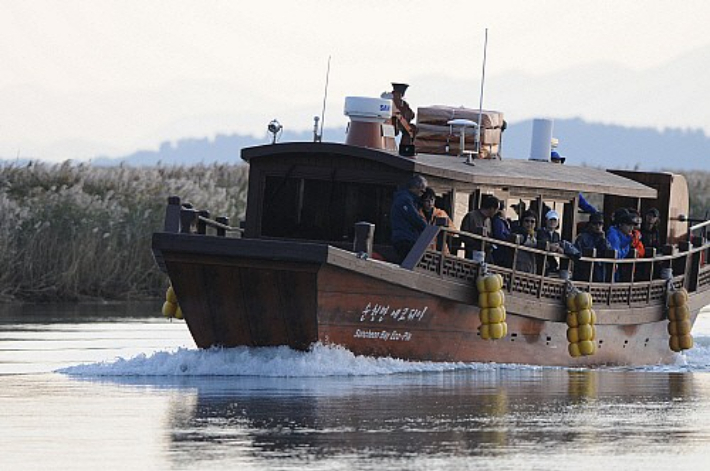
216 216 229 237
509 233 523 291
604 249 617 305
684 237 704 291
353 222 375 257
536 240 550 298
435 218 449 277
435 217 448 252
180 206 198 234
582 248 596 285
197 210 210 235
164 196 181 233
644 247 657 302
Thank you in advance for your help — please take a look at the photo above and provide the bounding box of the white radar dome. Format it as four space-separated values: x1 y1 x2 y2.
344 96 392 122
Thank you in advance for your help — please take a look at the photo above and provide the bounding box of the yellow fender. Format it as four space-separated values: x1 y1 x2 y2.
566 290 596 357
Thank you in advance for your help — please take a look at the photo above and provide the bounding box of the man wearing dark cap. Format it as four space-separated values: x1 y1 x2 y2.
641 208 661 249
607 212 635 260
573 212 612 282
390 174 428 262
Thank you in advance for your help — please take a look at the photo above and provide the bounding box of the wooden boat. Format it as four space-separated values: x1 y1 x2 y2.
152 94 710 367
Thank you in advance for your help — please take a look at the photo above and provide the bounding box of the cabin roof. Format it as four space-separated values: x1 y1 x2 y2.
242 142 656 198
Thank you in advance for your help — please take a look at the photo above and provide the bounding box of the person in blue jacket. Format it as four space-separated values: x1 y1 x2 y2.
573 212 612 282
390 175 428 261
607 213 635 281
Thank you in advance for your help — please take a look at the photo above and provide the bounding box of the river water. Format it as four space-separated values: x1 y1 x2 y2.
3 303 710 470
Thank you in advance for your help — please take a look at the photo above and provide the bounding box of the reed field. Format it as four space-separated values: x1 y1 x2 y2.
0 161 247 301
0 161 708 302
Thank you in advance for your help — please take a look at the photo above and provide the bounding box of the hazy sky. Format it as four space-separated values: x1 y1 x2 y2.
2 1 710 161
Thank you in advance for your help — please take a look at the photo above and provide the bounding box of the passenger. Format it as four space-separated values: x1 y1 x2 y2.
419 188 453 254
491 208 511 241
529 200 552 225
461 194 499 235
512 210 538 273
390 175 428 262
641 207 661 249
509 201 525 232
460 194 500 259
607 213 635 281
419 188 453 227
628 209 645 257
491 207 512 266
573 212 612 282
536 210 564 274
611 207 630 227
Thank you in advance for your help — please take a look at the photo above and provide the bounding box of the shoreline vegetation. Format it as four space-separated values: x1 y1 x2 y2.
1 161 708 303
0 161 247 302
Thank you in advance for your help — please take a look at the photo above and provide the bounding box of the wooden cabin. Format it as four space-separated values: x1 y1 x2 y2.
241 141 660 260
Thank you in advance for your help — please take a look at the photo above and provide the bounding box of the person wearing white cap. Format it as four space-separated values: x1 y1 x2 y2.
536 209 564 274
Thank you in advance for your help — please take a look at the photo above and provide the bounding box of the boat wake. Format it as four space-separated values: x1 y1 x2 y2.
56 334 710 377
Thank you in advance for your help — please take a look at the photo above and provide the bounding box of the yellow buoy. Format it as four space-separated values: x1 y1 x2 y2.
578 340 596 355
566 312 579 328
480 324 491 340
166 285 178 304
568 342 581 358
162 301 177 318
489 323 505 339
566 295 577 311
670 289 689 307
576 309 592 325
676 319 692 336
590 309 597 324
578 324 594 341
476 276 486 293
669 336 681 352
575 291 593 310
480 308 490 324
670 305 690 322
483 274 503 292
567 327 579 343
679 334 693 350
175 306 184 320
487 306 506 324
487 290 505 308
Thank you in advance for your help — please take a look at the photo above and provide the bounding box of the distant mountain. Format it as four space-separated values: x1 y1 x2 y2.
503 119 710 171
90 129 345 166
89 118 710 171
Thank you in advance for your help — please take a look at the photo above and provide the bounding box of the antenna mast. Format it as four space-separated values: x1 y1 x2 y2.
314 55 331 142
476 28 489 157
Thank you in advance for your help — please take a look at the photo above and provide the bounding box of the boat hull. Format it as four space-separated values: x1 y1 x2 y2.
154 234 706 367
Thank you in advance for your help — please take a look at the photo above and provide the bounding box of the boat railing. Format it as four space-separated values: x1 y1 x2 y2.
690 218 710 240
403 223 710 306
162 196 244 237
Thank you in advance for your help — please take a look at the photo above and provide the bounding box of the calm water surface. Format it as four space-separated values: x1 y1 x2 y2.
3 303 710 470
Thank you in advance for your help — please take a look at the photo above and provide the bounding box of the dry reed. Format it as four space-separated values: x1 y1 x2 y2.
0 161 247 301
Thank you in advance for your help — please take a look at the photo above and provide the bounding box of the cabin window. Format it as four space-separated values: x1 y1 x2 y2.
261 176 395 244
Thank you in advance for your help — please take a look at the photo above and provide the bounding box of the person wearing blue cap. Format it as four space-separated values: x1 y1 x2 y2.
550 151 566 164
